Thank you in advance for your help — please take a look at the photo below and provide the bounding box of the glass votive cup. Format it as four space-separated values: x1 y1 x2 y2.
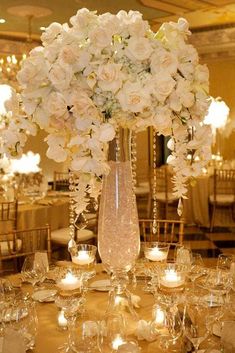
144 242 169 262
158 263 186 294
70 244 97 270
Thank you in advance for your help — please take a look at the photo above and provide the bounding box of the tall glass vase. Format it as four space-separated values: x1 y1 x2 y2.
98 127 140 319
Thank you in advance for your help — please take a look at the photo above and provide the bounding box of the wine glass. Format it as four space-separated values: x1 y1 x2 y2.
217 253 234 271
21 254 48 290
186 253 205 289
184 297 209 352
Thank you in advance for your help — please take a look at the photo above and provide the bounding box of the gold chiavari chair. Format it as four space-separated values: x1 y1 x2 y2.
147 166 179 219
0 200 18 234
139 219 184 244
139 218 185 261
53 171 70 191
209 169 235 231
0 225 51 274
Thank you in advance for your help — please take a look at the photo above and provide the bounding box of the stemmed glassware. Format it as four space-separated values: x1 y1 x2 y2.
186 253 205 289
55 269 85 353
21 253 48 290
184 295 209 352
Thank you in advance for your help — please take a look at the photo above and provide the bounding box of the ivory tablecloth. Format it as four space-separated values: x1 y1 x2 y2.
17 196 69 231
9 261 220 353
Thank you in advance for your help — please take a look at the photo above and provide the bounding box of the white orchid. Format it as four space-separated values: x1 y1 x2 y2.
2 9 210 216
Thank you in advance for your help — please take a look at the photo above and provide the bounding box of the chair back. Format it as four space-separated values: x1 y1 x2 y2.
148 165 178 219
53 171 70 191
0 225 51 273
139 219 184 244
0 201 18 234
210 169 235 203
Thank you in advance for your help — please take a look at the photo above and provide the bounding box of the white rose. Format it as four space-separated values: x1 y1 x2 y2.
125 37 153 61
98 123 116 142
48 62 73 91
89 26 112 49
17 54 49 88
168 91 181 112
69 91 99 119
70 8 97 29
153 106 172 135
128 17 149 37
151 73 176 103
97 63 122 92
150 48 178 75
59 45 78 64
117 81 151 113
47 92 68 118
41 22 62 45
44 42 60 63
176 79 194 108
98 13 120 36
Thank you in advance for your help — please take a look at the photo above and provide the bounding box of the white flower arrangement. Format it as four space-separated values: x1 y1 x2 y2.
3 9 211 215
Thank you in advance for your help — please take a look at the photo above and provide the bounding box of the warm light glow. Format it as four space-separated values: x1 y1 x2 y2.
57 271 81 291
204 97 230 133
160 268 185 288
10 151 41 174
112 335 125 350
153 307 165 325
72 250 93 265
58 310 68 328
0 84 13 115
146 247 167 262
40 26 46 31
0 19 6 24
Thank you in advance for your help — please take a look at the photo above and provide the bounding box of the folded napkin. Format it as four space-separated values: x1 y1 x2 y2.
135 320 157 342
1 328 26 353
221 321 235 353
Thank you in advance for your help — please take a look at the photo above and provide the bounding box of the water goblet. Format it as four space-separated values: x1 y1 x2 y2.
55 269 85 352
21 253 48 290
184 296 209 353
186 253 205 290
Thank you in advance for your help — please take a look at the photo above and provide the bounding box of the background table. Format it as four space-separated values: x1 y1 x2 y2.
17 195 69 231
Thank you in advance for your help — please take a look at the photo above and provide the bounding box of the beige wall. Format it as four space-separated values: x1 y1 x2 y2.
206 58 235 160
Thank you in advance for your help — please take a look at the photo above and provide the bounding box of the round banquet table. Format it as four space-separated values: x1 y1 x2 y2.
17 194 69 231
8 261 222 353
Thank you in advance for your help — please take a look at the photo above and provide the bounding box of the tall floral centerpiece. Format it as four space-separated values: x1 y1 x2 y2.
1 9 211 307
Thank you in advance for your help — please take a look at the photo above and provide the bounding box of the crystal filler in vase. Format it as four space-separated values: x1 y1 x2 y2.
98 127 140 318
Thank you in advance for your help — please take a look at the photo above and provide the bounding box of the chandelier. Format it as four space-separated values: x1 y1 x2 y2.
0 15 37 90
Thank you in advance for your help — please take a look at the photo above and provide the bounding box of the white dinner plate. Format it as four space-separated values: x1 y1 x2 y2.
32 289 57 302
89 279 111 291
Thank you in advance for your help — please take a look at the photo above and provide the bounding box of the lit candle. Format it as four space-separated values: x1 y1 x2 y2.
72 251 94 265
57 272 81 291
146 247 167 262
112 334 126 350
58 310 67 329
154 307 165 326
160 269 185 288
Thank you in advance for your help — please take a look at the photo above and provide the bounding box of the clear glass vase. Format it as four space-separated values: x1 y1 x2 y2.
98 127 140 319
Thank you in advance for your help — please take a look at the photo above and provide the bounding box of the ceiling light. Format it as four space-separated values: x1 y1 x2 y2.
40 26 46 30
0 19 6 24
